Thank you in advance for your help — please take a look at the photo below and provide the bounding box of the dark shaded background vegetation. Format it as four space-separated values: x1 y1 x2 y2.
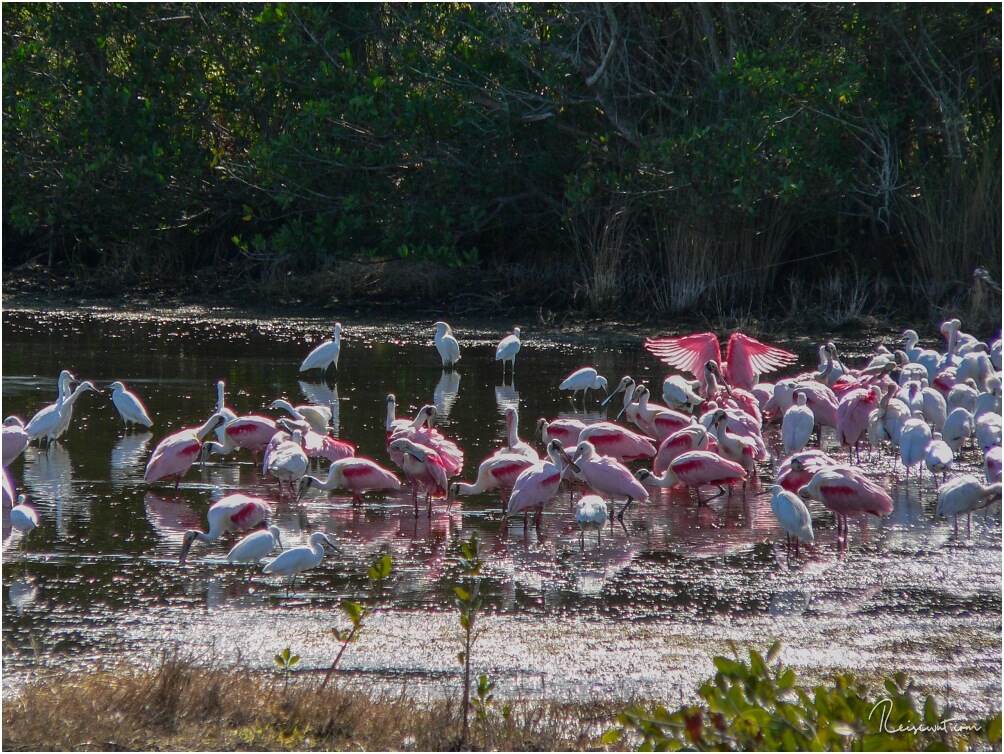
3 4 1001 323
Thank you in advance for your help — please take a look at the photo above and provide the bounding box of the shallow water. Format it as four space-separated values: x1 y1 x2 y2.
2 308 1000 717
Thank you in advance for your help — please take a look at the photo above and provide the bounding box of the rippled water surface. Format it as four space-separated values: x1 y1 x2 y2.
2 307 1000 715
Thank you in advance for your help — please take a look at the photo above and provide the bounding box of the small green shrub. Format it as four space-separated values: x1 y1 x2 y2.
605 642 1002 751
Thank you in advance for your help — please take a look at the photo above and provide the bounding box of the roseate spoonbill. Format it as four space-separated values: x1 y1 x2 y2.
711 409 757 480
207 380 239 455
496 407 536 459
10 495 39 544
299 322 342 374
936 475 1002 536
631 385 693 441
574 494 608 546
496 327 521 374
653 424 711 475
644 331 797 393
577 421 656 462
973 378 1001 420
769 379 839 431
263 531 338 590
506 440 570 525
385 394 411 435
434 321 461 368
984 445 1002 484
901 329 942 380
179 493 271 563
834 386 880 464
770 485 814 557
662 375 704 414
450 453 536 504
947 379 979 414
388 404 464 477
942 407 974 455
637 450 746 504
816 342 850 386
907 381 947 430
267 430 309 497
899 411 932 481
270 399 332 434
775 450 839 494
145 413 226 488
975 412 1002 450
2 417 29 466
388 437 449 515
223 415 279 462
560 367 608 402
299 457 402 503
797 467 893 545
571 440 649 519
228 525 283 565
924 433 954 484
108 381 154 430
602 376 637 414
26 381 101 447
955 350 994 392
535 417 586 450
782 392 815 457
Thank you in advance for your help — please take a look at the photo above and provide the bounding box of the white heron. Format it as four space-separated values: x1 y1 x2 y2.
769 485 814 558
299 322 342 375
781 391 815 457
108 381 154 430
434 322 461 368
495 327 521 374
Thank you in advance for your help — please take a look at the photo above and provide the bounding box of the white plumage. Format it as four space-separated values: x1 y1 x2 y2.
299 322 342 374
109 381 154 429
770 485 814 556
559 367 608 402
781 391 815 456
434 321 461 367
263 531 337 588
574 494 608 546
228 525 283 565
936 475 1002 536
495 327 521 373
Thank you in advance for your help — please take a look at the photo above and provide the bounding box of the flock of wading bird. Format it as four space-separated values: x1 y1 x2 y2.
3 318 1002 586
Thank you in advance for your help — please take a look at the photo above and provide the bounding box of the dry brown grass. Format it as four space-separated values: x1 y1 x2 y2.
3 655 627 752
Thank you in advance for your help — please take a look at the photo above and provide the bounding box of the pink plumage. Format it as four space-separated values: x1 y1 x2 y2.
645 332 796 392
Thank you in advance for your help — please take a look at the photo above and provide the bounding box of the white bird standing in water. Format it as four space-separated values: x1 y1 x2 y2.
263 531 338 590
496 327 521 375
781 391 815 457
10 495 40 549
108 381 154 430
434 321 461 368
769 485 814 558
299 322 342 375
227 525 283 566
574 494 608 546
936 475 1002 536
559 367 608 403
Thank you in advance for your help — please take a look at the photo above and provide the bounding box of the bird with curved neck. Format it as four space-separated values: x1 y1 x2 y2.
179 493 271 563
299 457 401 504
299 322 342 375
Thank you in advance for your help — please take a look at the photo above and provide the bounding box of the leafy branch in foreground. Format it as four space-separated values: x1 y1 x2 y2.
604 642 1003 751
320 552 393 691
454 532 486 748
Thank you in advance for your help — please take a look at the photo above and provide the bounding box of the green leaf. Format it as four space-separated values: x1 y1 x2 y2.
601 729 624 744
987 713 1002 744
454 586 470 601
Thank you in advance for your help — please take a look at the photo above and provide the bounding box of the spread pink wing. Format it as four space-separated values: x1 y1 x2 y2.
725 333 797 390
644 332 721 378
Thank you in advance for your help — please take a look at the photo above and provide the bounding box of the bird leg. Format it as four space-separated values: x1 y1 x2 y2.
616 497 633 521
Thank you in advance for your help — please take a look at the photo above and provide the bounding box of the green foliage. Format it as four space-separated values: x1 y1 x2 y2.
3 4 999 316
454 533 486 747
606 642 1001 751
321 553 393 690
273 647 300 672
